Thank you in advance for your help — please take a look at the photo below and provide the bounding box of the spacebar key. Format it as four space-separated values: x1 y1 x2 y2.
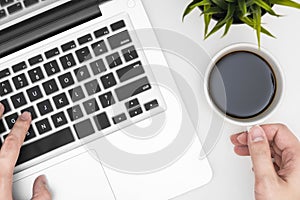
17 127 75 166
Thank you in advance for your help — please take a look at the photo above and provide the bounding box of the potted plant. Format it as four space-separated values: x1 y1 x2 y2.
183 0 300 46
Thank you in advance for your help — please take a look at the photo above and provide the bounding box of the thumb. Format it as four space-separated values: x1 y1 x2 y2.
248 126 277 182
31 175 52 200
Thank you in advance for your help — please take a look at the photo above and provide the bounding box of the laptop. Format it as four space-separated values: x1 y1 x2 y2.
0 0 212 199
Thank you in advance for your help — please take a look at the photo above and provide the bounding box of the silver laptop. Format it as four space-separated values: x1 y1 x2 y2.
0 0 212 199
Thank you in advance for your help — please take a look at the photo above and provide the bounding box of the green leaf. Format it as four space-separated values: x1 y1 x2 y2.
222 17 233 37
238 0 248 16
211 0 228 9
269 0 300 9
205 20 227 39
182 0 211 21
253 0 281 16
239 16 276 38
202 6 224 15
253 5 262 47
203 5 212 36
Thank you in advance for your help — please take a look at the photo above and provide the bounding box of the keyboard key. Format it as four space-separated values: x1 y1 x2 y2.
24 126 36 142
11 92 27 109
111 20 126 31
84 79 101 96
7 2 23 14
37 100 53 115
90 59 106 75
106 52 122 69
0 68 10 79
83 98 99 115
115 77 151 101
26 85 43 102
53 93 69 109
45 48 60 59
61 41 76 52
0 0 14 7
5 112 18 129
108 30 132 50
16 127 75 166
36 118 52 134
12 73 29 89
51 111 68 128
122 46 138 62
94 27 109 38
58 72 74 89
75 47 92 63
44 60 60 76
0 99 11 114
0 9 6 19
91 40 108 56
68 86 85 103
144 99 159 111
23 0 39 7
74 65 90 82
28 54 43 66
99 92 115 108
129 107 143 118
0 120 6 134
59 53 76 69
42 79 59 95
21 106 37 120
67 105 83 121
12 61 27 73
112 113 127 124
74 119 95 139
94 112 111 131
0 80 13 97
125 98 140 110
78 34 93 45
116 61 144 82
100 73 117 89
28 67 45 83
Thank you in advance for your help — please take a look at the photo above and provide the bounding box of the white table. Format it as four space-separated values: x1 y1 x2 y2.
142 0 300 199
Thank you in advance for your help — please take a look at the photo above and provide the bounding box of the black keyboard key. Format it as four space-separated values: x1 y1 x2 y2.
21 106 37 120
0 99 11 114
51 111 68 128
61 41 76 52
67 105 83 121
0 120 6 134
106 52 122 69
129 107 143 118
12 61 27 73
28 54 43 66
24 126 36 142
74 119 95 139
0 80 13 97
5 112 18 129
36 118 52 134
84 79 101 96
111 20 126 31
94 112 110 131
91 40 108 56
58 72 74 89
23 0 38 7
117 61 144 82
108 30 132 50
75 47 92 63
83 98 99 115
78 34 93 45
74 65 90 82
122 46 138 62
44 60 60 76
0 68 10 79
125 98 140 110
7 2 22 14
90 59 106 75
112 113 127 124
37 100 53 115
115 77 151 101
12 73 29 89
99 92 115 108
0 0 14 7
59 53 76 69
0 9 6 19
68 86 85 103
144 100 159 111
11 92 27 109
42 79 58 95
53 93 69 109
26 85 43 102
28 67 45 83
45 48 60 59
100 73 117 89
16 127 75 166
94 27 109 38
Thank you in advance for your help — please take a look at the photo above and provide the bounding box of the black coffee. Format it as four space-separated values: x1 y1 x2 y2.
208 51 276 119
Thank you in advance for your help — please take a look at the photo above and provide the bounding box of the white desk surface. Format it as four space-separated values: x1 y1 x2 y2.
142 0 300 199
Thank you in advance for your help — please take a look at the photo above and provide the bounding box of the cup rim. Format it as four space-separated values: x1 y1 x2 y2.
204 43 285 127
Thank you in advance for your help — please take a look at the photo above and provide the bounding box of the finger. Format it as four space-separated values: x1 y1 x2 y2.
31 175 51 200
230 132 248 146
0 103 4 118
234 145 250 156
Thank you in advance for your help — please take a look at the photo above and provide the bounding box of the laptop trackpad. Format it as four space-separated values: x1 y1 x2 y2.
13 150 116 200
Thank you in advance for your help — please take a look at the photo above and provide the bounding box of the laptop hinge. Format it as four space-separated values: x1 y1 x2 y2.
0 0 109 58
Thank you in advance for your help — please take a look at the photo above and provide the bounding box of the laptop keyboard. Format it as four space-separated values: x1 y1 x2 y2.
0 0 41 18
0 15 165 167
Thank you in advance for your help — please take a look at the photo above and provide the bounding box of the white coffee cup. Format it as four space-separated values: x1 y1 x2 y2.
204 43 285 126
